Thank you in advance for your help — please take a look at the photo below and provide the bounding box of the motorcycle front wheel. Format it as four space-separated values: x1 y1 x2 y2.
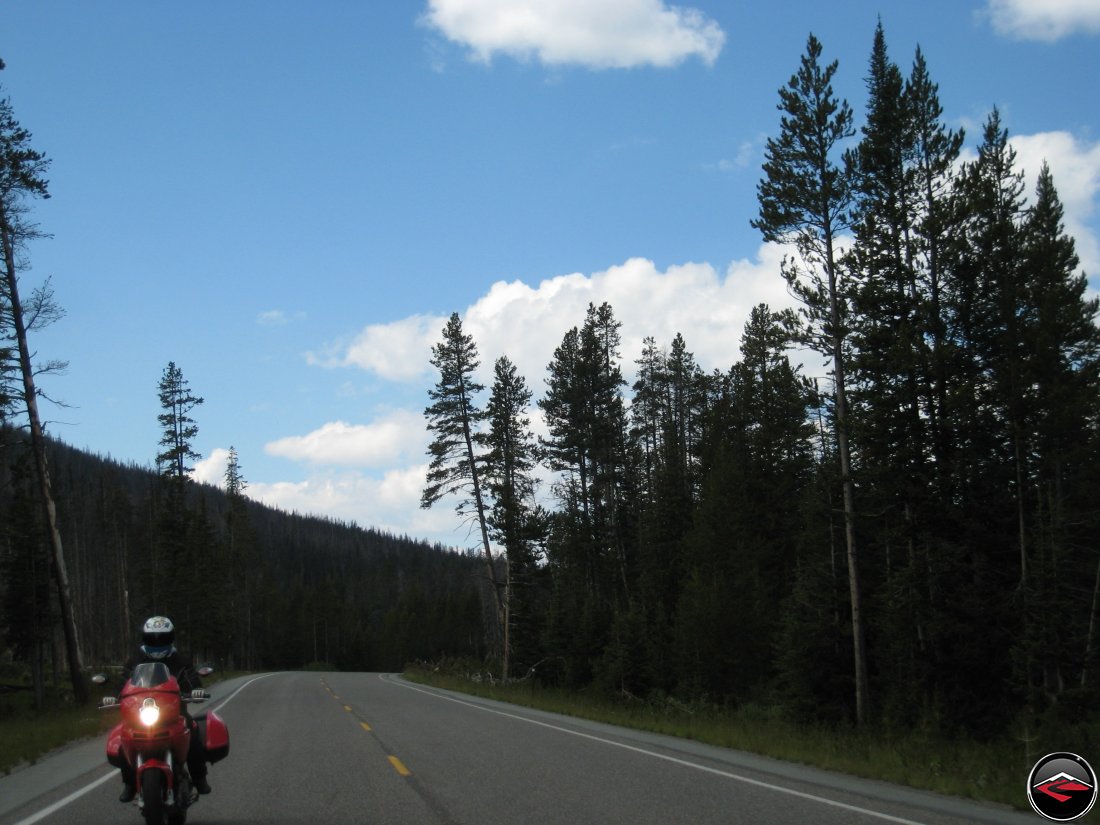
141 770 164 825
166 779 189 825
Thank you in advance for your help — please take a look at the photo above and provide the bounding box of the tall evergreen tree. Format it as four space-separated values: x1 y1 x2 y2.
224 445 245 496
540 304 634 604
481 356 543 679
905 45 964 491
753 33 868 723
627 333 706 691
156 362 204 483
223 446 259 668
580 302 635 604
539 303 636 686
152 362 203 623
1014 164 1100 701
678 305 814 702
846 24 943 721
421 313 504 657
949 109 1029 581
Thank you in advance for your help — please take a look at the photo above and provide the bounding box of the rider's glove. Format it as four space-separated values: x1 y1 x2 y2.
191 689 210 701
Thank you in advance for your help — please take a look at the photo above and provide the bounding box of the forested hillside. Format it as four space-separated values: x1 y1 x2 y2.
0 435 486 702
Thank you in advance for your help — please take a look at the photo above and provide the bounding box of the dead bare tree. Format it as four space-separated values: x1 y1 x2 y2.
0 59 86 704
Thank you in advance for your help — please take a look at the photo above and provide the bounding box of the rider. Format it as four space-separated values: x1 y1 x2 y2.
117 616 211 803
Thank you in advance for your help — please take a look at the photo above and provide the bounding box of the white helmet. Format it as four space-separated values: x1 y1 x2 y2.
141 615 175 658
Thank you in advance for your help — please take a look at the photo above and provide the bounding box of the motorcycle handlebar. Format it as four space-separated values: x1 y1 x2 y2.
98 687 209 709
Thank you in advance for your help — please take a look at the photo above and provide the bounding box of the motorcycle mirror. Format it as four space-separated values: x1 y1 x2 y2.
197 666 214 677
91 673 107 685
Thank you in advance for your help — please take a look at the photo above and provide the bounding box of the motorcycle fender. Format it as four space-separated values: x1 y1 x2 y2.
105 723 125 769
203 710 230 763
136 758 174 792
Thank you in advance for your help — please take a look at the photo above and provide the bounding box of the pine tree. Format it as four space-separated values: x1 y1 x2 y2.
224 445 246 496
924 110 1033 732
539 303 637 686
677 306 814 702
949 110 1029 582
905 45 964 491
481 356 544 679
848 22 926 498
580 302 635 604
846 23 945 721
156 362 204 483
627 333 706 691
421 313 504 658
1015 164 1100 700
152 362 203 624
223 446 259 668
752 33 868 723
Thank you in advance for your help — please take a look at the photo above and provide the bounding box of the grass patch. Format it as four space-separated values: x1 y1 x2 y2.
403 668 1100 821
0 690 114 776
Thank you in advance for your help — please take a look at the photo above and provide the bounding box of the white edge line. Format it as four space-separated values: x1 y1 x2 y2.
210 672 276 714
10 771 115 825
384 675 930 825
10 672 277 825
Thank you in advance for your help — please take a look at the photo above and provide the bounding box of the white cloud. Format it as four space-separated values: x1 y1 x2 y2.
264 409 427 468
256 309 305 326
247 466 466 545
193 447 231 488
984 0 1100 41
421 0 725 69
309 314 445 381
318 249 800 392
347 251 791 390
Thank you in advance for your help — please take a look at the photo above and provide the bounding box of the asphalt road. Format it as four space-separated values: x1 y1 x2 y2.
0 672 1043 825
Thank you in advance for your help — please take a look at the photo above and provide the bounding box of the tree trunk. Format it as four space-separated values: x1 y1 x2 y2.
828 244 869 727
459 387 506 675
1084 547 1100 687
2 227 87 704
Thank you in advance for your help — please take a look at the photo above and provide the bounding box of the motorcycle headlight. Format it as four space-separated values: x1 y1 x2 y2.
139 698 160 727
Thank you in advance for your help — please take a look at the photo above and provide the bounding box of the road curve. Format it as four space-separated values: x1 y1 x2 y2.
0 671 1039 825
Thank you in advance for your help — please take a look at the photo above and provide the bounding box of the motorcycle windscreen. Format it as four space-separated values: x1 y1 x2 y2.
129 661 172 688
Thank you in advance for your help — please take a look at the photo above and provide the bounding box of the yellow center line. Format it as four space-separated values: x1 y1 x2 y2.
360 721 372 732
387 755 411 777
344 705 352 712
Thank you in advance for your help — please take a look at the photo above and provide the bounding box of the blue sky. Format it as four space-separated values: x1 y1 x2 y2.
4 0 1099 548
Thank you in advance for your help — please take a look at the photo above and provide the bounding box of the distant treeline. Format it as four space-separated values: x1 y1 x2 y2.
0 434 487 702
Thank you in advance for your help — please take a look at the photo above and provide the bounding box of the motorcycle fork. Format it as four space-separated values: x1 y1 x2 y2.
135 752 177 809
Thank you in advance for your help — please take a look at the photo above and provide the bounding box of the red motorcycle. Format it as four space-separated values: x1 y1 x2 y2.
97 662 229 825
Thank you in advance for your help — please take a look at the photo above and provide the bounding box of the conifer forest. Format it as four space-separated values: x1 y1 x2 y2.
4 25 1100 743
